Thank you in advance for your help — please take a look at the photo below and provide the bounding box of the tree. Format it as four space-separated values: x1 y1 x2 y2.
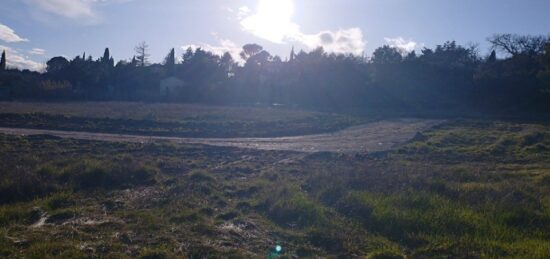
240 44 263 61
246 50 272 67
220 52 235 75
488 34 548 56
404 51 417 62
182 47 194 62
46 56 70 73
0 50 5 70
371 45 402 65
164 48 176 75
487 50 497 63
102 48 110 62
101 48 114 67
538 42 550 91
131 56 137 66
134 42 150 67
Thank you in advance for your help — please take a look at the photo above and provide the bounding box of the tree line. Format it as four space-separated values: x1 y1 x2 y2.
0 33 549 114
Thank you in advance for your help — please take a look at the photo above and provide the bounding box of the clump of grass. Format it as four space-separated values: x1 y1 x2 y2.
169 208 201 223
26 241 84 258
261 185 329 228
188 170 216 182
0 205 40 225
139 248 169 259
216 210 239 221
46 209 78 224
44 191 75 210
58 158 158 190
337 191 489 241
0 166 58 204
366 249 406 259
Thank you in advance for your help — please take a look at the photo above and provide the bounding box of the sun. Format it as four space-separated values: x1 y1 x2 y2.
240 0 300 44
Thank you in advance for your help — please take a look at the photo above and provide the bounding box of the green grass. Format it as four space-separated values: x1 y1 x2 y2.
0 118 550 257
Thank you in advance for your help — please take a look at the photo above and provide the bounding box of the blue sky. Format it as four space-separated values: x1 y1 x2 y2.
1 0 549 71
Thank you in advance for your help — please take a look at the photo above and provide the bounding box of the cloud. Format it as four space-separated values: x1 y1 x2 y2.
0 45 45 71
23 0 96 20
0 24 29 43
238 6 252 20
300 28 366 56
182 39 245 64
29 48 46 55
237 0 366 55
384 37 419 53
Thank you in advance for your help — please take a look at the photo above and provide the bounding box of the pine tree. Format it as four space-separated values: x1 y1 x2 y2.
0 50 6 70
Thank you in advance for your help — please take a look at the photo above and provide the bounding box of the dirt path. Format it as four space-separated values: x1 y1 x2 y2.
0 119 442 154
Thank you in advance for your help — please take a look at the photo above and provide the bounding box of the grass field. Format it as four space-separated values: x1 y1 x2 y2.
1 114 549 258
0 102 364 138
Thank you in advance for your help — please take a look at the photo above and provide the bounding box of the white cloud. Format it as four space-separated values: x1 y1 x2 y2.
0 45 45 71
300 28 366 56
238 6 252 20
29 48 46 55
0 24 29 43
23 0 96 20
237 0 366 55
384 37 419 53
182 39 245 64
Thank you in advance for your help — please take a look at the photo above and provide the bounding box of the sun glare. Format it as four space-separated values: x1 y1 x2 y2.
240 0 300 43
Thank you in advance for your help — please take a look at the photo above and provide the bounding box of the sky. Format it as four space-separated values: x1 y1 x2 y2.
0 0 549 71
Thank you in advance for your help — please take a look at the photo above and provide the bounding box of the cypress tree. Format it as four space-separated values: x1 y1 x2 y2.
102 48 114 67
164 48 176 75
131 56 137 66
102 48 110 62
487 50 497 63
290 46 296 62
0 50 6 70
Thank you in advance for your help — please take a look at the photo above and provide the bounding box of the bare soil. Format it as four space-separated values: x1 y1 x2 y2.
0 119 442 153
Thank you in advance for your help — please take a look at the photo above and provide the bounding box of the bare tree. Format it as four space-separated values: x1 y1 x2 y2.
134 41 150 67
488 34 548 57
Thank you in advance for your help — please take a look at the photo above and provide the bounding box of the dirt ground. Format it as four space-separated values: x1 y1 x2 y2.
0 119 442 153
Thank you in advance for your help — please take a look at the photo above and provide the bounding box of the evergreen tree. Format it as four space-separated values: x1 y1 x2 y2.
102 48 110 62
102 48 114 67
290 46 296 62
0 50 6 70
487 50 497 63
164 48 176 75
